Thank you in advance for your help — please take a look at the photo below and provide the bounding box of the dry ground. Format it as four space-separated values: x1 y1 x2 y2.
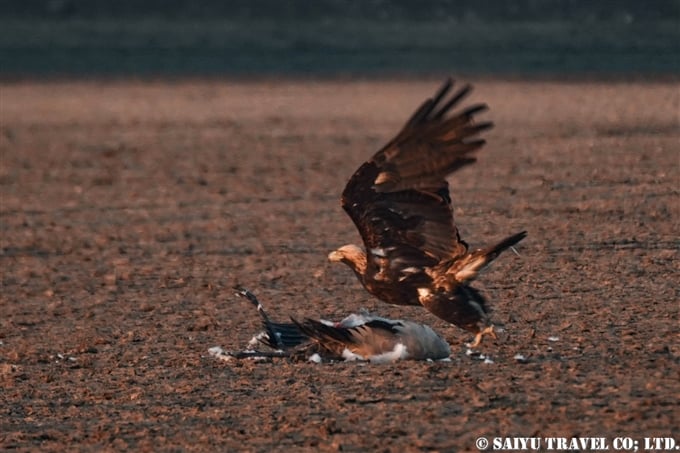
1 79 678 451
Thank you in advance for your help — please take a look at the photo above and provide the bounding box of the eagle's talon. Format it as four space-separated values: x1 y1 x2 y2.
466 325 496 348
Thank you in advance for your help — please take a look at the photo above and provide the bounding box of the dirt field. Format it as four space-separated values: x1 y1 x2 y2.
1 79 678 451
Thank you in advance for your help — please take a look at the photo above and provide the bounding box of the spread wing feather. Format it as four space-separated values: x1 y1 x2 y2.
293 318 403 357
342 79 492 265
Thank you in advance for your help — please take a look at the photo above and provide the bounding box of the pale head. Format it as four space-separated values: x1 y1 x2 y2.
328 244 367 276
328 244 364 263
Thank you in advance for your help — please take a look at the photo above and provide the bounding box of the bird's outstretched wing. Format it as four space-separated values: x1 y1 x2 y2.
234 286 307 349
341 79 492 273
293 318 403 358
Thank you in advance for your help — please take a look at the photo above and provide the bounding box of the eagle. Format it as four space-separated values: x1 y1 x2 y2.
328 79 527 347
230 287 451 363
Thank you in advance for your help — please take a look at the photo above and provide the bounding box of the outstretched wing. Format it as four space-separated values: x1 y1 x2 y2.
293 318 403 358
234 286 308 349
342 79 492 275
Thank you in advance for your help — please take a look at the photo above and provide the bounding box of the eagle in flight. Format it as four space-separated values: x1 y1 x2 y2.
328 78 526 347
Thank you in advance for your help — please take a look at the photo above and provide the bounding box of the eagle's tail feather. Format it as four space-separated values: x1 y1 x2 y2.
481 230 527 262
450 231 527 282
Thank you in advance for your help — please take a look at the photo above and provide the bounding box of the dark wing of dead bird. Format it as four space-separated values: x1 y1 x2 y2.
341 79 493 270
234 286 308 349
293 318 403 357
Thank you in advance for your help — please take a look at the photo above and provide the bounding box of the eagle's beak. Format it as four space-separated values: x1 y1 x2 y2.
328 250 343 262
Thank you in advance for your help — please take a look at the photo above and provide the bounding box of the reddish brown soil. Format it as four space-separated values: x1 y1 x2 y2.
1 79 678 451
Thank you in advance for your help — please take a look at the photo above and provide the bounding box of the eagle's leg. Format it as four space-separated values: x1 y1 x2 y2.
467 325 496 348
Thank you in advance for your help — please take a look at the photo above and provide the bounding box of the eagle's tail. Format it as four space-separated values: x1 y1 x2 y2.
233 286 307 349
449 231 527 282
480 230 527 262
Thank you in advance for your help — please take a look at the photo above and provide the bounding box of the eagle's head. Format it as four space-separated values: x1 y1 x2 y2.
328 244 367 276
328 244 363 262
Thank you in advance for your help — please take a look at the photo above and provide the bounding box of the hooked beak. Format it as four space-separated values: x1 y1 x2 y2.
328 250 343 262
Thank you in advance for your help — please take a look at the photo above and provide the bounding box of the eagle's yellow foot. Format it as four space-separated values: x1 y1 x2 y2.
467 325 496 348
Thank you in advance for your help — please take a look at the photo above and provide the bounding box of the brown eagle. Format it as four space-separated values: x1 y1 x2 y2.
328 78 526 347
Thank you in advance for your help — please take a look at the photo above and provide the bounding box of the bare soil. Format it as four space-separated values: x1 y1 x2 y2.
1 79 678 451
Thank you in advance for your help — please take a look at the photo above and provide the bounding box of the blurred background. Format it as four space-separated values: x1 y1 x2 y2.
1 0 679 78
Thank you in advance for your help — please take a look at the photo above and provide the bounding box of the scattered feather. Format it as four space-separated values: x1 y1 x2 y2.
247 331 269 349
341 348 364 361
514 353 528 363
208 346 233 362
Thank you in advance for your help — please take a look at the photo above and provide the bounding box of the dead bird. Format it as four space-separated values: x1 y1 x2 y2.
226 287 451 363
